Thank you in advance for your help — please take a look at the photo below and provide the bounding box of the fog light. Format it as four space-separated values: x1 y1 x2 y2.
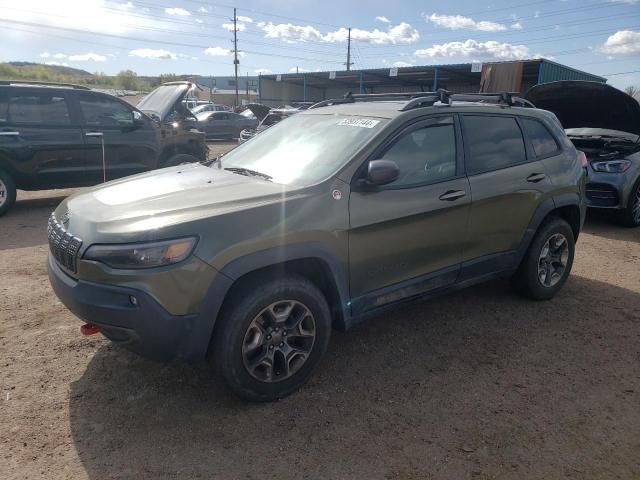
129 295 138 306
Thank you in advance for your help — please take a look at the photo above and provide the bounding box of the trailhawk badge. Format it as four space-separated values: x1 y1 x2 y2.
332 189 343 200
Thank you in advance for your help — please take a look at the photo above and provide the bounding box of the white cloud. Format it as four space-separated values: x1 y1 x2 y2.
165 7 190 16
599 30 640 54
40 52 51 58
45 61 70 67
289 67 309 73
198 7 208 12
204 46 235 56
534 11 540 18
255 68 272 74
511 22 523 30
609 0 639 4
428 13 508 32
115 1 134 10
376 16 391 23
2 0 159 36
393 61 413 67
129 48 177 59
195 19 203 24
258 21 419 44
68 52 107 62
415 39 532 60
237 15 253 23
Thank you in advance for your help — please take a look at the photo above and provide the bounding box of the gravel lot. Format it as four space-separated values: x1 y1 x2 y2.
1 143 639 479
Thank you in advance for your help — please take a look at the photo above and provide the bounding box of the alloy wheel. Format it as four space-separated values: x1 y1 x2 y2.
632 184 640 224
537 233 570 287
0 178 6 208
241 300 316 383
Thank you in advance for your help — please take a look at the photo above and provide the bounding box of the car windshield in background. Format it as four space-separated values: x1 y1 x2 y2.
217 114 386 185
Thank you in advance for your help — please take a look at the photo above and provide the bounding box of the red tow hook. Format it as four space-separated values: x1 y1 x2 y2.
80 324 101 336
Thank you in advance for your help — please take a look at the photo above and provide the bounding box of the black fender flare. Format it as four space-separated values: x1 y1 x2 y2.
514 192 583 267
185 242 351 361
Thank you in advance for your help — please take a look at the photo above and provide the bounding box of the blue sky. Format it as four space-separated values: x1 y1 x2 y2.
1 0 639 89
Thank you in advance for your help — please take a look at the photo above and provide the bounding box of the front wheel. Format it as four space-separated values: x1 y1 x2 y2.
212 274 331 402
618 178 640 228
0 169 17 217
513 217 575 300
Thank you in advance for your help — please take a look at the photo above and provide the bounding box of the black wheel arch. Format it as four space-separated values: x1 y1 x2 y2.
159 139 206 166
188 243 351 362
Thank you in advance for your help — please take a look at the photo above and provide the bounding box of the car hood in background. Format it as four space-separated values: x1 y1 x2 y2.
137 82 194 122
524 81 640 136
244 103 271 122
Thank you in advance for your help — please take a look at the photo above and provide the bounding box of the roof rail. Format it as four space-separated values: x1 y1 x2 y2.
308 89 535 111
0 80 91 90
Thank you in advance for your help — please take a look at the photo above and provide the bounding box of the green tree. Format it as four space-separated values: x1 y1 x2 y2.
116 70 140 90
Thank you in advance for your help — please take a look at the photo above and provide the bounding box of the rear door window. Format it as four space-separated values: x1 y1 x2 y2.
7 92 71 125
463 115 527 174
521 117 560 157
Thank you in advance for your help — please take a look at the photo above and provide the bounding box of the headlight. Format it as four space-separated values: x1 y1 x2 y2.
84 237 197 269
591 160 631 173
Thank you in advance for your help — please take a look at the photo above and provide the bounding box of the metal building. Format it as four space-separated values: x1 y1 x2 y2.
258 59 606 106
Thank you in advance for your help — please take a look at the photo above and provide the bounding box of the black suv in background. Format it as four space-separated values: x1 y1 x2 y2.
0 81 207 216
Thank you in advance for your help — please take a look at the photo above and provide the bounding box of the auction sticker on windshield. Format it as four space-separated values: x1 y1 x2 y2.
337 118 380 128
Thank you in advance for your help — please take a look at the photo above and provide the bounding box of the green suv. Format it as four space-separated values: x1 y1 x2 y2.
48 92 587 401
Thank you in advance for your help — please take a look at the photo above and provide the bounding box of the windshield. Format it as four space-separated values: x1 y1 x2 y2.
217 113 386 185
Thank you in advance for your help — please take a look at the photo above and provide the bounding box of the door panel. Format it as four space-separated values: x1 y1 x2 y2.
349 178 471 300
348 116 470 306
77 92 157 181
461 114 554 263
0 88 93 188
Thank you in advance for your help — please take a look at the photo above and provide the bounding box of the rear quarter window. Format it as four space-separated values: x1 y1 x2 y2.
463 115 527 174
521 117 561 157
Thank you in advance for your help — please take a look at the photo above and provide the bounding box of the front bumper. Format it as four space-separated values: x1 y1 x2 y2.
48 253 202 362
585 169 627 209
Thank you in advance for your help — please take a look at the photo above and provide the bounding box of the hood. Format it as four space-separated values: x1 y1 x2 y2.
244 103 271 122
524 81 640 136
137 82 195 122
59 163 293 242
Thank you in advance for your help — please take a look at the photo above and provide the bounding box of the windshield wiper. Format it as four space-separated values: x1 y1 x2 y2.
224 167 273 181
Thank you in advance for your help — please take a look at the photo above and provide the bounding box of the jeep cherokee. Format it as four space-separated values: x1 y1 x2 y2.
47 91 587 401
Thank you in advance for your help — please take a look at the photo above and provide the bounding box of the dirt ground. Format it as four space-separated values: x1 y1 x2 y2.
1 145 639 479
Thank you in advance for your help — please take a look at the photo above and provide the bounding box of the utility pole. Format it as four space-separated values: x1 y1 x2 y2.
346 27 352 71
233 7 239 107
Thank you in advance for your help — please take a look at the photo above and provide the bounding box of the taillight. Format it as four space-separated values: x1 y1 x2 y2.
577 150 588 168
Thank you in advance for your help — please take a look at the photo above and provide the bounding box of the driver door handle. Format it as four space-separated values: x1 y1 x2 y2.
439 190 467 201
527 173 546 183
0 131 20 136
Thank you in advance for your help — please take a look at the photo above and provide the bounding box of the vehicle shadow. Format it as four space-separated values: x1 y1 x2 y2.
0 192 73 251
69 275 640 479
583 210 639 244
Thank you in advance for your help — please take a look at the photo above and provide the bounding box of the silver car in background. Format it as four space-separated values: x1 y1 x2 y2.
526 81 640 227
196 111 258 140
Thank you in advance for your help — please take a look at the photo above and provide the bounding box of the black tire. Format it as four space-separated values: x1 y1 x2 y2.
513 217 575 300
164 153 199 167
617 177 640 228
0 169 17 217
212 273 331 402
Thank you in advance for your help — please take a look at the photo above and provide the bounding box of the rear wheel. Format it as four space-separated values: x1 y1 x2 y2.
513 217 575 300
618 178 640 228
212 274 331 402
0 169 16 217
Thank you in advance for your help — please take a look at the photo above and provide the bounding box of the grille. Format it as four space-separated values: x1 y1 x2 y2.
586 183 619 207
48 214 82 273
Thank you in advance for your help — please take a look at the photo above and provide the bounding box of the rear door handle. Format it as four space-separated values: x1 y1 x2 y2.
85 132 104 138
439 190 467 201
0 131 19 136
527 173 546 183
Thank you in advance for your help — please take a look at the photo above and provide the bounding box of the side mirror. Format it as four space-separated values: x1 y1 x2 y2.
132 110 145 127
366 160 399 186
